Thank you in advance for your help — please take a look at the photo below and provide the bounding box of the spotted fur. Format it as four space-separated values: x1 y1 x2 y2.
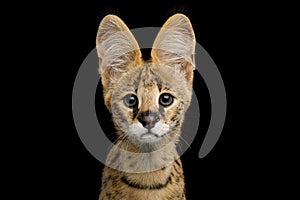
96 13 195 200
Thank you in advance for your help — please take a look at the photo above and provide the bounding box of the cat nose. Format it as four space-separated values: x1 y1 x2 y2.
138 110 160 129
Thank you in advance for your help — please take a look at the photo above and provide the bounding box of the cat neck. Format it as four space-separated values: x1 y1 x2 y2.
106 137 179 173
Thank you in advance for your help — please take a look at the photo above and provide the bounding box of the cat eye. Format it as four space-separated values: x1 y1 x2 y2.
159 93 174 107
123 94 138 108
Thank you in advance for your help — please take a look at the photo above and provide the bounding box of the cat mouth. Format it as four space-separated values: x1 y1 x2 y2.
140 132 159 139
140 131 167 141
128 122 168 143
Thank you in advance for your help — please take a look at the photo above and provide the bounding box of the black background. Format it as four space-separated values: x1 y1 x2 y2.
21 0 294 199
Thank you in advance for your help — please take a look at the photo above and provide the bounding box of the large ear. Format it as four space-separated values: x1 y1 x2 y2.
96 15 142 92
151 14 196 85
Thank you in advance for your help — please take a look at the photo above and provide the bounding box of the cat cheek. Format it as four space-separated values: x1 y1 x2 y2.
164 107 179 122
111 103 132 129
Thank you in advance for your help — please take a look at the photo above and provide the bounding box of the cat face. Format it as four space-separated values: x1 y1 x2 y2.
96 14 195 150
110 63 192 149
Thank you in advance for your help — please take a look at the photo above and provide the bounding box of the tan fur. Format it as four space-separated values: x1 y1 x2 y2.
96 13 196 200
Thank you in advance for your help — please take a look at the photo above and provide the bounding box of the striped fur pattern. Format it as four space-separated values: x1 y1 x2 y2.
96 13 196 200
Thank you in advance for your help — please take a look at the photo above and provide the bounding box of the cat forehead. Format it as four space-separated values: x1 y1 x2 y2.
138 65 163 85
112 63 181 93
130 64 177 88
113 63 189 96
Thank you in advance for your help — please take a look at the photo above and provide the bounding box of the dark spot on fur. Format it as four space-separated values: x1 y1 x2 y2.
170 115 177 122
157 84 162 92
129 162 135 168
121 176 171 190
114 190 123 198
174 120 180 127
110 152 120 164
174 164 180 174
175 175 180 183
159 105 165 118
102 178 108 188
112 178 118 186
175 159 181 167
106 192 112 198
109 175 118 186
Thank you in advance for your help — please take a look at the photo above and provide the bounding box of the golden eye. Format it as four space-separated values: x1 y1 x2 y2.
159 93 174 107
123 94 138 108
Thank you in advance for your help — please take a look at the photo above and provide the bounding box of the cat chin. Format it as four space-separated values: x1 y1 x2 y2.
137 132 165 143
130 136 169 152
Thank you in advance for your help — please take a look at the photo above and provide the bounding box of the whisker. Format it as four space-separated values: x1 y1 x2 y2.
108 132 127 151
178 135 192 150
177 139 183 152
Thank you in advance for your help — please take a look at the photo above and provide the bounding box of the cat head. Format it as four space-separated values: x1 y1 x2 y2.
96 14 195 151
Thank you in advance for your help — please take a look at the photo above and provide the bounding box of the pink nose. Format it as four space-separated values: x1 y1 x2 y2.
138 110 160 129
144 116 152 124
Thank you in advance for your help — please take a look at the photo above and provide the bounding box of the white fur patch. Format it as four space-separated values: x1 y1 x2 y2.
128 121 170 142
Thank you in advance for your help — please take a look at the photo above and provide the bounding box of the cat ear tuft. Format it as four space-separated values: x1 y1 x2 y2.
151 14 196 85
96 15 142 90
